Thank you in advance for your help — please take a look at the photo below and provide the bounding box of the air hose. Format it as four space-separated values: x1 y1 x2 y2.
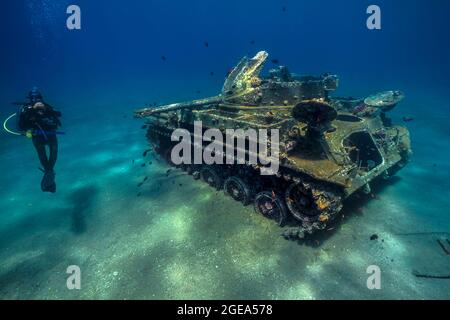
2 113 23 136
3 111 64 138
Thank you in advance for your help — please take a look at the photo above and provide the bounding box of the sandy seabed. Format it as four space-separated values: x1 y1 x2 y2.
0 90 449 300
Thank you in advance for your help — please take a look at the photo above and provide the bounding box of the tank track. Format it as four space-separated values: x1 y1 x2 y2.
146 127 343 241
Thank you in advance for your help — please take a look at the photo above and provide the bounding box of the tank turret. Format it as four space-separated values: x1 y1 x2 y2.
135 51 339 117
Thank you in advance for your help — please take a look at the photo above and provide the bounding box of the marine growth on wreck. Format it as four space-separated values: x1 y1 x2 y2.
135 51 412 240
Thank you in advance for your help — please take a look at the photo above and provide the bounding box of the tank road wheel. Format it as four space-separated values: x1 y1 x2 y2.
285 183 316 222
224 177 252 206
254 192 287 226
200 167 223 190
285 182 342 225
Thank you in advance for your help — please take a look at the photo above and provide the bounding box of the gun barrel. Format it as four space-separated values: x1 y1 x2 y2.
134 96 222 118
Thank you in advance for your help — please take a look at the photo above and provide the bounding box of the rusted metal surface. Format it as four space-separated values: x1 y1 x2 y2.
135 51 412 239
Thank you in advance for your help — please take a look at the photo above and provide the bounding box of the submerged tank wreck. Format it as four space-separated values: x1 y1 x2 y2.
134 51 412 240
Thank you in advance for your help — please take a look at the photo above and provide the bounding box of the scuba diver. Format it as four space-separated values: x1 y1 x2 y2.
16 87 62 193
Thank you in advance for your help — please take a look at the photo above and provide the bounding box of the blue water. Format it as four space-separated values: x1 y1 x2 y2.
0 0 449 299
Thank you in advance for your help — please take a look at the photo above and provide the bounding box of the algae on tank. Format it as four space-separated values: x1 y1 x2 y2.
135 51 412 240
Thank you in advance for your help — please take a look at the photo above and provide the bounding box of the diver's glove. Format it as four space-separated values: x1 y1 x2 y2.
25 130 33 139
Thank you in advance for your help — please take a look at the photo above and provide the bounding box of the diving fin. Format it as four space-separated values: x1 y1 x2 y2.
41 170 56 193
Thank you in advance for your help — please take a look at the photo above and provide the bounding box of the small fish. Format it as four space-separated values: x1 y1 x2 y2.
250 40 255 45
282 6 287 12
148 161 153 165
132 159 135 164
402 116 414 122
153 102 157 106
370 234 379 241
271 59 279 64
196 90 201 94
210 71 214 76
166 169 172 175
179 183 183 187
141 125 148 129
137 192 142 197
143 149 152 157
161 55 166 61
204 41 209 48
143 177 148 182
137 182 144 187
141 163 146 167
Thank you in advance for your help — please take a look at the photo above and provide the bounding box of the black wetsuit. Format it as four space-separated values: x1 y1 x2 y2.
18 104 62 172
